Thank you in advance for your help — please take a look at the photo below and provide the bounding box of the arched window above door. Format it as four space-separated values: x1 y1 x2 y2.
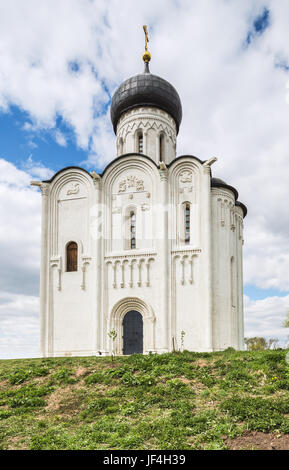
184 203 190 245
130 211 136 249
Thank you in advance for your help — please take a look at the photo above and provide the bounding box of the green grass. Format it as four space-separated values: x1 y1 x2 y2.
0 349 288 450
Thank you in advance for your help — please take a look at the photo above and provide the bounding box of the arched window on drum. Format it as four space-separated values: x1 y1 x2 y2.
137 131 143 153
159 133 165 162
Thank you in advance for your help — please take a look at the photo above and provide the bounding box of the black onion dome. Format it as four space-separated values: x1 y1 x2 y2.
211 177 247 218
211 177 227 186
110 66 182 134
211 177 238 200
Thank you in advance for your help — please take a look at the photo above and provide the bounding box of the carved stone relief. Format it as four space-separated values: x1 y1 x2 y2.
179 171 193 195
180 171 192 183
66 183 80 195
118 175 145 194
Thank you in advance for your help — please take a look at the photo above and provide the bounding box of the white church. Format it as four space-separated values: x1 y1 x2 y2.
32 34 247 357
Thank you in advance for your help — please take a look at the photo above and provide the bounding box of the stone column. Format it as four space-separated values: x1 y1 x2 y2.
237 215 245 350
39 183 49 357
91 174 103 354
202 165 213 351
157 163 169 352
143 130 148 156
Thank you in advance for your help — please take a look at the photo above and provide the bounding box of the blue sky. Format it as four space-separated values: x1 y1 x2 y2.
1 0 289 358
0 107 91 173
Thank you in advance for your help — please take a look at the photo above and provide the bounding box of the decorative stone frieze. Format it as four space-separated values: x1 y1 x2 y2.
105 253 156 289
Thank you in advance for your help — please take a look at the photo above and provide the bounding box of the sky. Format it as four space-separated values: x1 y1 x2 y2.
0 0 289 358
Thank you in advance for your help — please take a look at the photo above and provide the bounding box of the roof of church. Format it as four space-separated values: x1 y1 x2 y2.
211 177 238 199
42 158 247 218
110 64 183 134
211 177 247 217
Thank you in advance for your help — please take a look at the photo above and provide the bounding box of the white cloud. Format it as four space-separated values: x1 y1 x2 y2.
0 292 39 359
0 158 48 295
22 155 54 180
244 294 289 347
55 130 67 148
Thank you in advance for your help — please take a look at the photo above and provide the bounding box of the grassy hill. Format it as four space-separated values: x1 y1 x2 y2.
0 349 289 450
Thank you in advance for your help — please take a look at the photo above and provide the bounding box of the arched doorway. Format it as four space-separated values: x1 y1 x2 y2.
123 311 143 355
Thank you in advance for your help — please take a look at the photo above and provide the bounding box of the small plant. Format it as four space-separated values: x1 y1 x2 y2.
283 311 289 328
180 330 186 352
51 368 76 384
108 330 117 362
283 312 289 348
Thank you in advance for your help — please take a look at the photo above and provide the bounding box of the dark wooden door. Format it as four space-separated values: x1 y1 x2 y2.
123 311 143 355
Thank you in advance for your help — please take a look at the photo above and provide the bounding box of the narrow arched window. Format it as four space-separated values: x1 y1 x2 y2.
159 133 164 161
138 133 143 153
130 211 136 249
185 204 190 244
119 137 124 155
66 242 78 272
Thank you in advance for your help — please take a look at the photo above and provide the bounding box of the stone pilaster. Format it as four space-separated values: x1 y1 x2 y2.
39 183 49 357
202 165 213 351
157 164 169 352
91 174 103 354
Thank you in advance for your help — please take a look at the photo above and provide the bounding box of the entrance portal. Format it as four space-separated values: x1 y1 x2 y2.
123 310 143 355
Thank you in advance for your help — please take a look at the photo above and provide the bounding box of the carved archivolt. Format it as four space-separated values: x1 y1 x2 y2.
108 296 156 354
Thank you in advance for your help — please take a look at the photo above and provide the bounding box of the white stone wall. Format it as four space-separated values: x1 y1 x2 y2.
168 159 213 352
39 169 99 357
211 188 245 351
102 156 168 354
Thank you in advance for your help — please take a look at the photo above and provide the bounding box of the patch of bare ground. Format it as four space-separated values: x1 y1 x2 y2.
191 380 206 391
45 386 84 416
195 359 211 367
177 376 192 384
75 367 89 378
224 431 289 450
6 436 27 450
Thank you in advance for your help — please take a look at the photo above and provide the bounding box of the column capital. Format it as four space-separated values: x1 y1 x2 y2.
40 183 49 196
159 162 168 181
31 181 49 196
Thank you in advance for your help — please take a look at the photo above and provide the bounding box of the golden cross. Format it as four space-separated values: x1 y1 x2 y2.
143 25 149 51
